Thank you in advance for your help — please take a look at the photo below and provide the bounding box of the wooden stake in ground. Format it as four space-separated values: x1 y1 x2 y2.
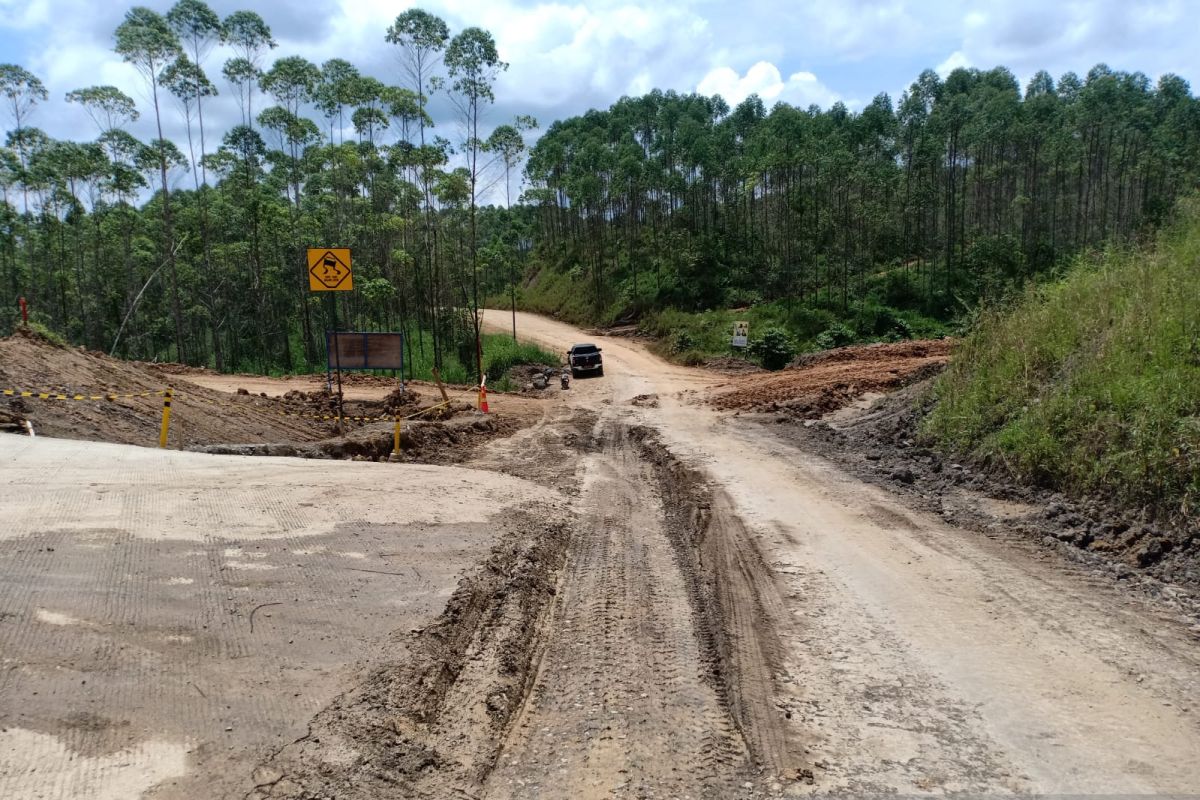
430 367 451 404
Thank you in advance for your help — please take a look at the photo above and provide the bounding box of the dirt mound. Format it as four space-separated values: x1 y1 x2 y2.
704 356 765 374
710 339 952 417
1 332 348 448
509 363 559 392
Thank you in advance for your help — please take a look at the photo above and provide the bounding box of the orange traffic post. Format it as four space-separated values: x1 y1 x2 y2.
478 383 489 414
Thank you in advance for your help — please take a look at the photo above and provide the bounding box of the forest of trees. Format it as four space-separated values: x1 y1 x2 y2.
3 3 1199 374
1 3 529 377
525 65 1200 331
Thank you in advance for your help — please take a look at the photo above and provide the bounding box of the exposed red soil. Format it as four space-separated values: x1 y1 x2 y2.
709 339 953 417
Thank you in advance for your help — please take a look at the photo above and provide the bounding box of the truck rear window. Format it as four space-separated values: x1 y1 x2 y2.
572 345 599 354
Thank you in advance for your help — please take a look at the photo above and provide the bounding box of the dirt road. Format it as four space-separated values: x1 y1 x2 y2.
4 311 1200 798
479 310 1200 794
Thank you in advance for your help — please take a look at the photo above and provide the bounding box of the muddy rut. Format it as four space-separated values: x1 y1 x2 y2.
249 411 796 799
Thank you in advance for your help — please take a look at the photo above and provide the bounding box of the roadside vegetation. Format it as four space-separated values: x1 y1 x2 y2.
338 331 558 388
634 289 948 367
925 199 1200 516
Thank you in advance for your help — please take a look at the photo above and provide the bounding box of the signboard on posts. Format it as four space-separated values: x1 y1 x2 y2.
326 331 404 371
308 248 353 291
732 321 749 348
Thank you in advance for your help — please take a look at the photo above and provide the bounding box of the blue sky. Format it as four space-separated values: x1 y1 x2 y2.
1 0 1195 187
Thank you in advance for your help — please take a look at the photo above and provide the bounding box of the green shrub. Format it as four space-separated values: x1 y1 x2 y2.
26 321 68 347
749 327 796 370
815 323 856 350
482 335 561 384
669 329 696 354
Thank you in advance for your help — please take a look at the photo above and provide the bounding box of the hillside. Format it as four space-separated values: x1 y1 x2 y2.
925 199 1200 517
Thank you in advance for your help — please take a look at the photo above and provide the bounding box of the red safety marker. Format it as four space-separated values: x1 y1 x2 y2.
18 296 27 325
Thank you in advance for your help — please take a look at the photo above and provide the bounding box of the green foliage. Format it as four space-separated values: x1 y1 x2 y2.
814 323 856 350
26 321 68 347
925 199 1200 514
522 67 1200 352
2 8 1199 398
481 335 560 384
748 327 796 370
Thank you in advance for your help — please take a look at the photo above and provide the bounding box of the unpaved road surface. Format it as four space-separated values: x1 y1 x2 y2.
0 435 564 799
4 310 1200 798
476 310 1200 795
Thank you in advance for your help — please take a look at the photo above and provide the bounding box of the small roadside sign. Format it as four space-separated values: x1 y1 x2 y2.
732 321 749 348
308 248 353 291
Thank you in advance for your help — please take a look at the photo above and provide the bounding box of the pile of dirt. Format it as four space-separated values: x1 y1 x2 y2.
195 411 516 465
710 339 952 417
0 330 470 452
509 364 560 392
0 330 329 447
779 382 1200 602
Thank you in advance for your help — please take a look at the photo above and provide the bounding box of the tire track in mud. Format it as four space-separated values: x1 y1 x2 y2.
246 410 799 799
484 420 750 798
483 418 800 798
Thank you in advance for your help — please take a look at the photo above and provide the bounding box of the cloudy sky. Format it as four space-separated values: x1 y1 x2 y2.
1 0 1195 185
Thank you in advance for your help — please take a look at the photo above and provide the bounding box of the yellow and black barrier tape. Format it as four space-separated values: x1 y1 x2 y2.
3 388 166 401
6 383 466 426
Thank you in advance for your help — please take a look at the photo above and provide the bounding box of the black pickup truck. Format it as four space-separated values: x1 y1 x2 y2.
567 343 604 377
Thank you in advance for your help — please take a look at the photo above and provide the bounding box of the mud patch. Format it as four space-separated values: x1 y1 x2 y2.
630 426 799 781
193 413 527 465
248 509 570 799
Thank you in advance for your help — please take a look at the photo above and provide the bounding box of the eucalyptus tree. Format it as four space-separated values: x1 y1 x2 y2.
166 0 221 185
315 58 360 144
161 56 217 188
446 26 506 383
114 6 186 358
386 8 449 366
260 54 320 360
485 115 537 337
66 86 140 134
0 64 48 214
221 10 275 128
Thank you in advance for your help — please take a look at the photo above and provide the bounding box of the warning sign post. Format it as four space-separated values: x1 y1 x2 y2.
308 248 354 428
308 248 353 291
731 321 749 348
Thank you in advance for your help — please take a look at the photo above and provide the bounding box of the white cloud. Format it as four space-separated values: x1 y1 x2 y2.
697 61 840 108
1 0 1197 180
936 50 971 77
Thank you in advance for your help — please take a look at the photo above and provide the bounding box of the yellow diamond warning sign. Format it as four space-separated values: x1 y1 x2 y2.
308 248 353 291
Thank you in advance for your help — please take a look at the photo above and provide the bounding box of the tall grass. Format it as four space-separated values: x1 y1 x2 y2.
925 199 1200 515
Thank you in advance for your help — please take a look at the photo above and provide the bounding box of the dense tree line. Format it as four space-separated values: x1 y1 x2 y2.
524 66 1200 323
0 3 527 378
5 5 1199 374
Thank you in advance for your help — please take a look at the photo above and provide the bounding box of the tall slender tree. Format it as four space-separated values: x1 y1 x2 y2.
114 7 185 358
446 26 505 383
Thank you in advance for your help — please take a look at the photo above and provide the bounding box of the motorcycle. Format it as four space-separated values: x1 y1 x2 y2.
560 371 570 390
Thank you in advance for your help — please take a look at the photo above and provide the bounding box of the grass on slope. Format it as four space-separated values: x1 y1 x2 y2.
925 200 1200 516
